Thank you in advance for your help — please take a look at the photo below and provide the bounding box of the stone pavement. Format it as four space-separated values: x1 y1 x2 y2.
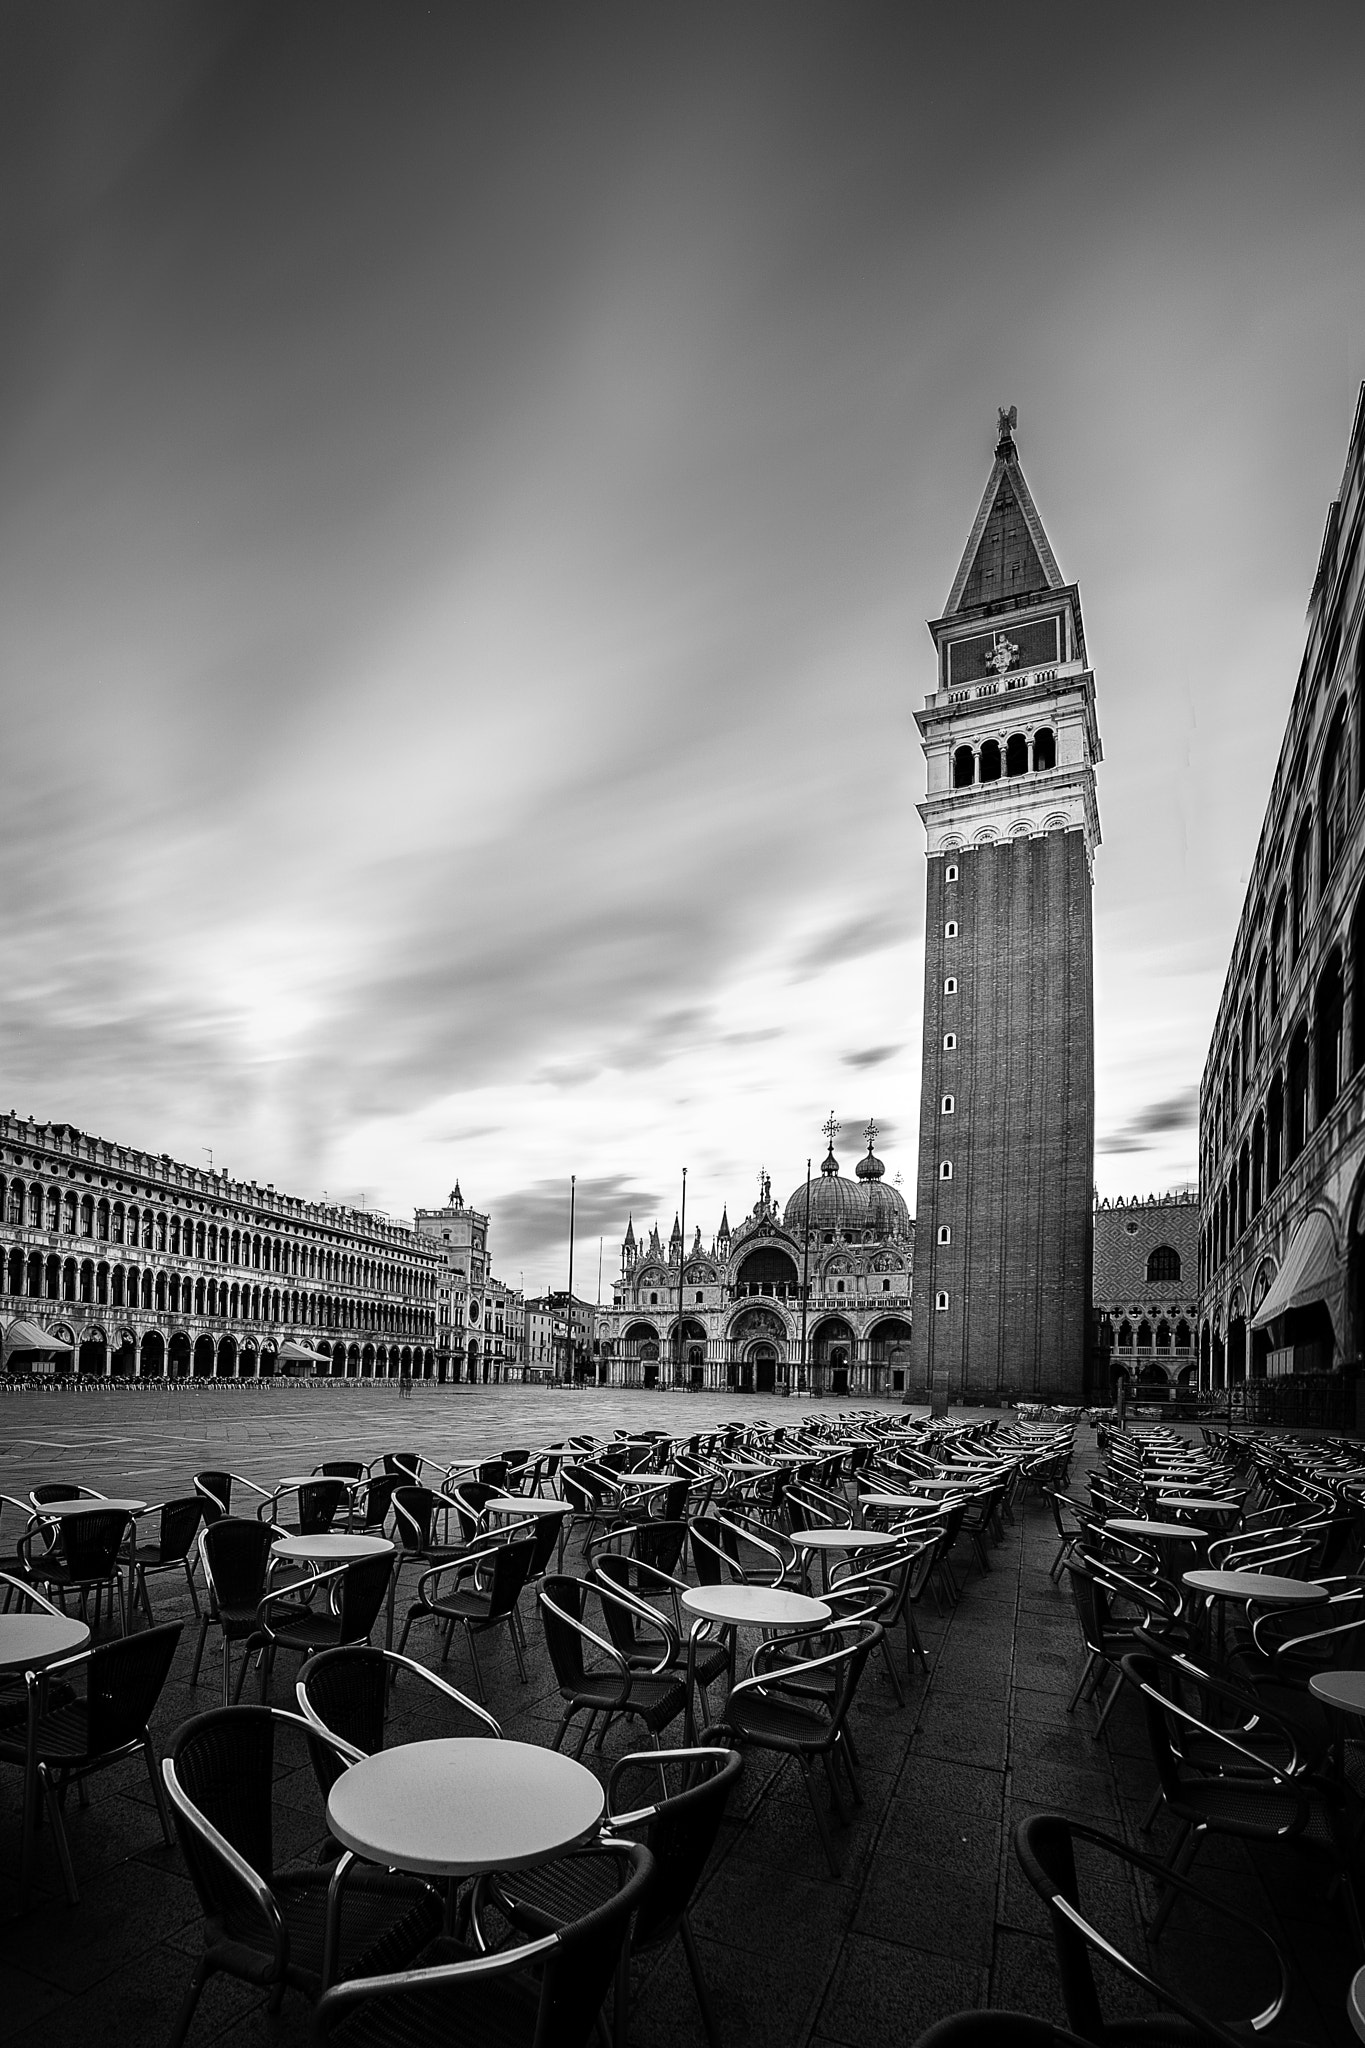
0 1397 1357 2048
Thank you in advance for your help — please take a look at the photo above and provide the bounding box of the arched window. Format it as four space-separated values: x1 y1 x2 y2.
1352 886 1365 1077
1251 1112 1265 1217
1117 1320 1132 1347
1156 1320 1172 1349
1136 1320 1153 1348
5 1181 22 1225
1317 949 1344 1116
952 745 975 788
1146 1245 1181 1284
1266 1071 1283 1191
1270 892 1288 1014
30 1184 44 1228
1286 1018 1310 1161
979 739 1001 783
1005 733 1028 777
941 1094 955 1113
1320 704 1350 889
1175 1319 1191 1349
1032 727 1056 771
1230 1041 1240 1109
939 1160 953 1180
1292 815 1314 962
937 1225 951 1244
1253 953 1268 1055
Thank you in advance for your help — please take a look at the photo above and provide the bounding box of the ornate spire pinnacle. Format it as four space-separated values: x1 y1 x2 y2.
996 403 1018 458
820 1111 840 1178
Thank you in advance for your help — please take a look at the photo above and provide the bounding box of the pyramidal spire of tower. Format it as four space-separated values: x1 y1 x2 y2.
717 1205 730 1240
942 407 1065 618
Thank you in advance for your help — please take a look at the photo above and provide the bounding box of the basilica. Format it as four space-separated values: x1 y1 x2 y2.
599 1122 914 1398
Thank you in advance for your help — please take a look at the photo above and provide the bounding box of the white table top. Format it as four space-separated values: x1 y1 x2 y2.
1105 1519 1203 1541
271 1533 394 1562
681 1585 830 1629
1309 1670 1365 1715
275 1475 362 1492
793 1528 901 1552
860 1492 957 1510
1158 1497 1241 1515
482 1495 571 1517
0 1614 90 1671
1183 1569 1327 1604
327 1737 604 1877
32 1497 145 1518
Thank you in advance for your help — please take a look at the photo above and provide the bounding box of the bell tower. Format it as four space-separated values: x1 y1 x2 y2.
907 410 1101 1404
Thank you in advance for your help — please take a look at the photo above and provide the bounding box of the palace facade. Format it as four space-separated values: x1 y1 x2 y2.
0 1115 445 1379
599 1125 914 1398
1198 387 1365 1428
1093 1193 1200 1402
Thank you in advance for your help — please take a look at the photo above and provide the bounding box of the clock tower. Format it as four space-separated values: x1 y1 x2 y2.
907 411 1101 1405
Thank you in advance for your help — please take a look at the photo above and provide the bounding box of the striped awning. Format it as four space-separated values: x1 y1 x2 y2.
1250 1210 1339 1329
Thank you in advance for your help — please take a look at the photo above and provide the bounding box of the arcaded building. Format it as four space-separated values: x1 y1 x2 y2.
1093 1194 1200 1402
599 1123 914 1397
1199 387 1365 1428
908 412 1101 1404
0 1115 443 1379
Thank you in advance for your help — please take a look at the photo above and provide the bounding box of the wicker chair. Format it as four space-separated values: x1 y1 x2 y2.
295 1643 500 1800
397 1537 535 1704
479 1748 741 2047
539 1574 688 1758
311 1841 652 2048
0 1619 181 1904
164 1704 443 2048
131 1495 205 1624
243 1550 395 1703
189 1517 276 1705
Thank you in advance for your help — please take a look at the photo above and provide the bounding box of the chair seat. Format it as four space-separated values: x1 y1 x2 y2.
267 1617 348 1656
216 1863 443 1996
621 1675 687 1732
0 1699 102 1766
428 1591 496 1624
722 1691 830 1751
1177 1776 1346 1847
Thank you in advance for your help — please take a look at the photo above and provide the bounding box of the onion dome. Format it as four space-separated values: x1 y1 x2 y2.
855 1146 885 1182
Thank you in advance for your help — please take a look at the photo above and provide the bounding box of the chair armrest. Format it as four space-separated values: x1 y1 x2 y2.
315 1930 558 2038
257 1563 348 1633
0 1569 58 1614
163 1757 285 1960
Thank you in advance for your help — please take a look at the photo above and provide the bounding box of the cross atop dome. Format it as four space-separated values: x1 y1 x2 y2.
821 1111 841 1177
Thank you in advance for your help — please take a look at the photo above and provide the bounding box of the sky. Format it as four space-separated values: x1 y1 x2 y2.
3 3 1365 1291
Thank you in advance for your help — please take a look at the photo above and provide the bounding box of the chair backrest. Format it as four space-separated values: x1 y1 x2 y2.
31 1483 83 1506
353 1473 400 1531
84 1620 182 1754
318 1461 365 1479
58 1507 134 1577
382 1452 422 1480
524 1513 563 1581
201 1516 275 1609
476 1460 508 1490
451 1483 496 1541
606 1748 741 1948
166 1706 287 1934
689 1517 739 1586
194 1471 233 1523
313 1840 652 2048
337 1551 395 1643
539 1575 607 1691
392 1485 435 1551
296 1644 501 1799
1014 1810 1285 2048
482 1537 535 1620
297 1480 347 1536
155 1496 206 1564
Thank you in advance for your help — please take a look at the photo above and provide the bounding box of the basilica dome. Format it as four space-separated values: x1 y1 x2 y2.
782 1141 910 1241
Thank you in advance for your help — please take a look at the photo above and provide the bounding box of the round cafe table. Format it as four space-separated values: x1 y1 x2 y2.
31 1499 146 1633
481 1496 571 1518
1184 1567 1327 1660
793 1525 901 1593
328 1736 603 1880
680 1583 830 1740
271 1532 397 1643
0 1613 89 1673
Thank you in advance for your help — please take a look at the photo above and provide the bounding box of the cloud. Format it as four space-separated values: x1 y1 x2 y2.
842 1044 900 1069
1098 1090 1199 1155
494 1175 663 1274
790 912 904 980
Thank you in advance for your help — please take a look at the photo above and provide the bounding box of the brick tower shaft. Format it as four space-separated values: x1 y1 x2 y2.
907 412 1101 1404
